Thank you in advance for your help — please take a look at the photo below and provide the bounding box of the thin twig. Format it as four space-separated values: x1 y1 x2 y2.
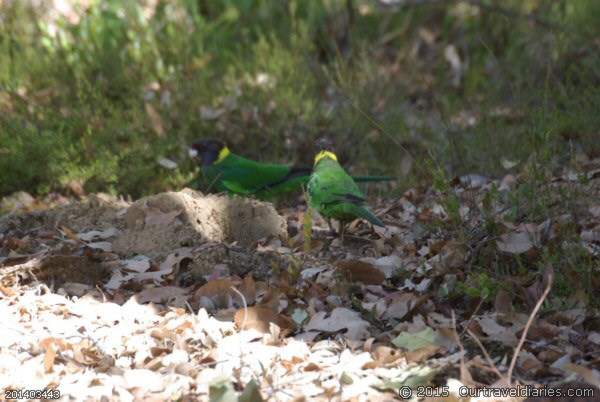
332 85 416 160
460 296 485 337
184 300 195 315
452 310 471 383
466 328 504 381
506 267 554 384
230 285 250 390
230 286 248 330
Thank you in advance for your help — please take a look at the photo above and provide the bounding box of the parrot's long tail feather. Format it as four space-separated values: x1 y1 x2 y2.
353 175 396 183
352 205 385 227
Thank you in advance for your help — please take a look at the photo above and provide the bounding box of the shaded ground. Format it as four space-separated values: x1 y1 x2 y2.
1 157 600 400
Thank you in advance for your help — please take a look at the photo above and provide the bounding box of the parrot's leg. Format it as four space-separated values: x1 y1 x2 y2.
326 218 336 236
339 220 348 242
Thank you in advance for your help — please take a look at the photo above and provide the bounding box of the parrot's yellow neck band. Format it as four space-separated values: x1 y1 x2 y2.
314 150 338 165
216 146 231 164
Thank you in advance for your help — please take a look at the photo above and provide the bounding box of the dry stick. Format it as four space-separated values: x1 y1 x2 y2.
451 310 472 383
230 286 250 391
462 268 554 385
95 284 107 304
466 328 504 381
460 297 485 337
230 286 248 331
184 300 195 315
506 268 554 385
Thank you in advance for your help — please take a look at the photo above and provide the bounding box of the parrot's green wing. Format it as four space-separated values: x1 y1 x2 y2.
308 157 384 227
194 151 395 200
353 175 395 183
200 153 311 199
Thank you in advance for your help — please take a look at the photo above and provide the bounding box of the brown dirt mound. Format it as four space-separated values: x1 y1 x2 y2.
111 189 287 257
1 190 287 287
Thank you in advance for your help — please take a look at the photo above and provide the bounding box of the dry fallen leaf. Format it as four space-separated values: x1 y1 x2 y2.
518 351 543 373
104 256 154 290
496 231 534 254
383 292 419 320
588 332 600 346
0 285 17 297
494 289 514 315
476 315 519 346
371 255 402 278
304 362 320 371
564 363 600 389
305 308 370 340
234 306 295 335
59 225 81 242
87 241 112 252
363 345 403 369
194 278 235 298
405 344 440 363
78 228 118 242
392 326 438 351
40 337 70 373
335 260 385 285
42 339 57 373
136 286 188 304
192 277 248 310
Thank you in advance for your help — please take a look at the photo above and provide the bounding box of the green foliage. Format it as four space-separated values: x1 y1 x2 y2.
429 159 461 226
1 0 600 199
457 272 496 301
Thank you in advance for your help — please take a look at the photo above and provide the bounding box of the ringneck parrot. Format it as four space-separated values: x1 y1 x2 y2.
307 143 384 238
188 138 394 199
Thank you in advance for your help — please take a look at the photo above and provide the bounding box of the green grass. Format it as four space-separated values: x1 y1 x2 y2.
1 0 599 199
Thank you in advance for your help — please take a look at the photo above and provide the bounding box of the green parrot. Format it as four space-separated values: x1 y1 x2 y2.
188 138 394 199
307 141 384 238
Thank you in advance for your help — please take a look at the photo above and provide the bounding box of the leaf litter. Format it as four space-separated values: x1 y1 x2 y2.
1 160 600 400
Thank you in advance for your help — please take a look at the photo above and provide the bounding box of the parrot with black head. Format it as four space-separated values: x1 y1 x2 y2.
188 138 394 200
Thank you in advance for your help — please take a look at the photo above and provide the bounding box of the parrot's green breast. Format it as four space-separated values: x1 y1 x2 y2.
308 155 384 227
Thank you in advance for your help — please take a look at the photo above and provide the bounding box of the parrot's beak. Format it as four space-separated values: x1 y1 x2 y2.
188 148 199 159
